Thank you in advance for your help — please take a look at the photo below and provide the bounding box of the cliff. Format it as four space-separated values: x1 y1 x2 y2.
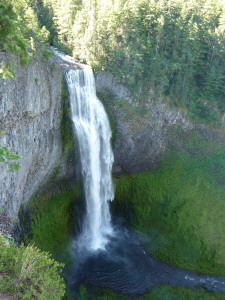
1 52 225 220
0 52 77 219
96 71 225 277
96 71 225 175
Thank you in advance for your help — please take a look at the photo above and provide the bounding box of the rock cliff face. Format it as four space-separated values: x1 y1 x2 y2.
0 52 76 219
1 53 225 219
96 71 225 175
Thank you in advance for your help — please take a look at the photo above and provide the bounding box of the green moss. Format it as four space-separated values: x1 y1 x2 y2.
140 285 225 300
31 186 77 263
73 284 225 299
113 148 225 275
49 165 61 181
73 284 129 300
61 75 75 153
19 182 78 265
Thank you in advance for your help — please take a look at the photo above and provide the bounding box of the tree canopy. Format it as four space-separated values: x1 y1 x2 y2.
1 0 225 124
35 0 225 124
0 0 51 78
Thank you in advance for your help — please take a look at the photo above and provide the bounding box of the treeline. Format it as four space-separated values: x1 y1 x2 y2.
35 0 225 124
2 0 225 124
0 234 65 299
0 0 52 78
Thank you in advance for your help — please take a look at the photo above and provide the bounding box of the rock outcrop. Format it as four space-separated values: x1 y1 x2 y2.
96 71 225 175
0 52 76 219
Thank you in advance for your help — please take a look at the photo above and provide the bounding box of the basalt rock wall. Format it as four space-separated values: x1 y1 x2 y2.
0 53 76 219
96 71 225 175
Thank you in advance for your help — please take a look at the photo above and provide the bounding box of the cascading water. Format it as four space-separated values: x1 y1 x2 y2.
65 66 114 251
54 50 225 296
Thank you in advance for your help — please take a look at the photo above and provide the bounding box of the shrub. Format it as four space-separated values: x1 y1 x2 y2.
0 234 66 299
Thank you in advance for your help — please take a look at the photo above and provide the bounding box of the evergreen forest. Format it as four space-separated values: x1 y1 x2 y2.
1 0 225 124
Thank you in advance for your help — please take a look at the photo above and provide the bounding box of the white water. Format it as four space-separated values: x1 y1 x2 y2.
65 66 114 251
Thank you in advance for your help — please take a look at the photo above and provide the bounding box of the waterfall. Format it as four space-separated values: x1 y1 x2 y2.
65 65 114 251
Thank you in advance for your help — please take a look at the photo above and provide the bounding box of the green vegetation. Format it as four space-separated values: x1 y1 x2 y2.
0 2 29 78
2 0 225 124
141 285 225 300
61 76 74 153
2 0 225 123
0 0 52 79
19 183 77 264
31 187 77 263
1 0 225 298
73 283 225 300
0 132 22 172
0 234 65 299
29 0 225 125
113 145 225 275
60 75 77 173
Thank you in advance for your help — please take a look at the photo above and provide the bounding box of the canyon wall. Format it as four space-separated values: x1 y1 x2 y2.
1 52 225 219
96 71 225 175
0 53 76 218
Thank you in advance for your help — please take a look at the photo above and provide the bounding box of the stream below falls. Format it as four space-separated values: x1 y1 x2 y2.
68 222 225 297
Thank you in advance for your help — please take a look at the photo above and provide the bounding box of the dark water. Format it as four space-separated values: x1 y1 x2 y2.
68 225 225 297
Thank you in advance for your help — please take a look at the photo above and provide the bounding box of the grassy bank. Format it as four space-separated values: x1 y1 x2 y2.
113 147 225 275
73 284 225 300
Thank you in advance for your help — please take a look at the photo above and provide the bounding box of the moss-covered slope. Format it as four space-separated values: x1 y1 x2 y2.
113 147 225 275
18 181 78 267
